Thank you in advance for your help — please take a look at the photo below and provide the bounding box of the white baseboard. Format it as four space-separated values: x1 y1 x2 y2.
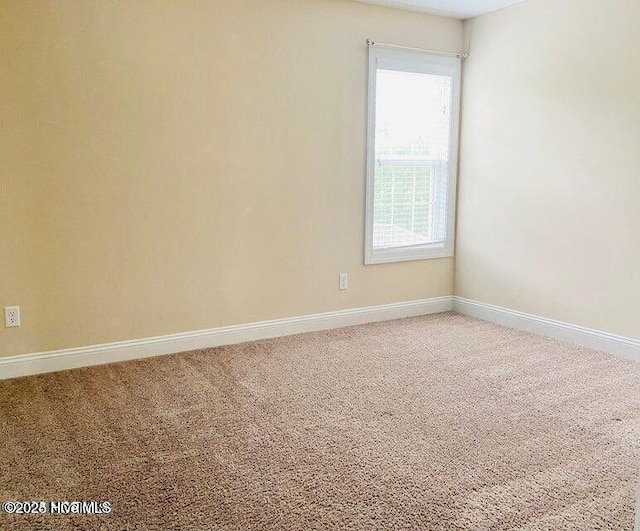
453 296 640 362
0 296 453 380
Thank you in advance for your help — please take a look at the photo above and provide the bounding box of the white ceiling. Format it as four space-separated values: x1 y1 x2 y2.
353 0 526 19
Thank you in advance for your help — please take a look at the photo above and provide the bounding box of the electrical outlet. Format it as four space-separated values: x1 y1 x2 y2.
4 306 21 328
339 273 349 291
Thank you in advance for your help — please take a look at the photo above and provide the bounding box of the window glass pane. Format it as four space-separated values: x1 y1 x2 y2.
373 68 452 250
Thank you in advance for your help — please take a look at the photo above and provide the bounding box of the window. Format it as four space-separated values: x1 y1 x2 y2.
365 46 461 264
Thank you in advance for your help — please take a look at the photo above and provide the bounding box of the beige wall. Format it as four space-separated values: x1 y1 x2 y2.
456 0 640 338
0 0 462 357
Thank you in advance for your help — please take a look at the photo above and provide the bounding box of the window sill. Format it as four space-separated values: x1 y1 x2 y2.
365 245 453 265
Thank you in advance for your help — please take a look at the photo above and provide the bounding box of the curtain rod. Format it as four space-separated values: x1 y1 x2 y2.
367 38 469 59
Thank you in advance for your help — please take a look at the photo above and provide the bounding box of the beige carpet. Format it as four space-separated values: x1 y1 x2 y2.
1 312 640 530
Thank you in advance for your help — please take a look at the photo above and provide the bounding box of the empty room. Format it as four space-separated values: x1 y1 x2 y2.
1 0 639 529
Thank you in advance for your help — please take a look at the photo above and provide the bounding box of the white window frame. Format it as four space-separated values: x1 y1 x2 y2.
364 45 461 265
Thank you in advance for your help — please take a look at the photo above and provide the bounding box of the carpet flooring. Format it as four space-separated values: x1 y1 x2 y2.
1 312 640 530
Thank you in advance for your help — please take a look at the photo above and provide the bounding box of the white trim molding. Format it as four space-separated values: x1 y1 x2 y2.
453 297 640 362
0 297 453 381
